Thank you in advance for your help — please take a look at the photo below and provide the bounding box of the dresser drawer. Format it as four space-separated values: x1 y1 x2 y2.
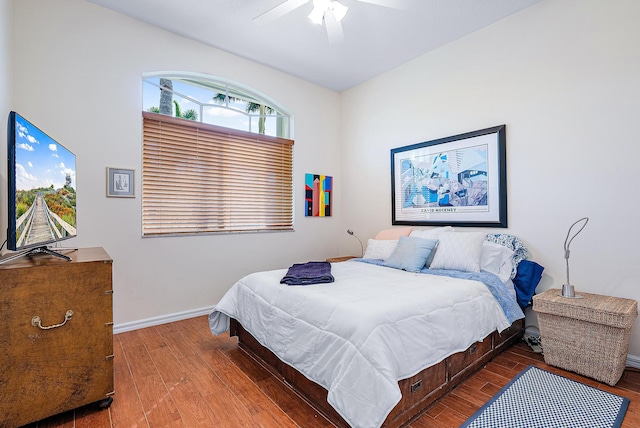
0 248 113 427
448 338 493 381
387 359 447 421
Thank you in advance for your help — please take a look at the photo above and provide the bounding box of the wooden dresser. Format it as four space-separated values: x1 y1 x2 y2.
0 247 114 427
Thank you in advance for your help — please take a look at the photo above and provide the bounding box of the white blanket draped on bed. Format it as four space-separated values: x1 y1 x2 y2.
209 260 515 428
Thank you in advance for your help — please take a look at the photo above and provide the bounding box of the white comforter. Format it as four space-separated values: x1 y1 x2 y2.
209 260 512 428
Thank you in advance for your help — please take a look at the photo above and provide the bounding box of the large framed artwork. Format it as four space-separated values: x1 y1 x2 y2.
391 125 507 227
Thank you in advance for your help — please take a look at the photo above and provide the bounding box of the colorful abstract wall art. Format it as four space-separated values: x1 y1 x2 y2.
305 174 332 217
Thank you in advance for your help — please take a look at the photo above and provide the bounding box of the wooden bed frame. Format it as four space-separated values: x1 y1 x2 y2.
230 317 525 428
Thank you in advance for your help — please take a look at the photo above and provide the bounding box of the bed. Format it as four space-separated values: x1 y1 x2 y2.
209 229 541 428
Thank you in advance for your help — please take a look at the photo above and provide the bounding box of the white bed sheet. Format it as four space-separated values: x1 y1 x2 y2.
209 260 512 428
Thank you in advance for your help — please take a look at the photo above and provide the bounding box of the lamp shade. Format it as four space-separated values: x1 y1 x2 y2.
331 1 348 22
308 0 349 25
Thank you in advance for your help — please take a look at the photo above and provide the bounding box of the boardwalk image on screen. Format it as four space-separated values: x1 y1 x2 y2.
11 113 77 250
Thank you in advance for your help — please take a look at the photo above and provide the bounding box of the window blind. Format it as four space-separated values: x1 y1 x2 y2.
142 112 294 236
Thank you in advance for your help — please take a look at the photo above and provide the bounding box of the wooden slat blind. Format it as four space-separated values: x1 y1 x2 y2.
142 112 294 236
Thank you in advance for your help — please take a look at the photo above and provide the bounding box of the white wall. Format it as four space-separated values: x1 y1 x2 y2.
7 0 640 358
0 0 11 241
6 0 343 328
340 0 640 356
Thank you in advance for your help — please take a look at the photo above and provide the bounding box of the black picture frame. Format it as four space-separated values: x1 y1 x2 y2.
391 125 507 228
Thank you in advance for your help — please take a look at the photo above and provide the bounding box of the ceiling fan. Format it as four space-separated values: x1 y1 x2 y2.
254 0 411 45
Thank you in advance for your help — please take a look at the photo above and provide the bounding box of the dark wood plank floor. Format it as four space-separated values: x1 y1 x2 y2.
24 315 640 427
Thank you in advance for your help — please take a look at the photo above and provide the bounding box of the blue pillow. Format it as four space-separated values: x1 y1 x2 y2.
384 236 438 273
512 259 544 308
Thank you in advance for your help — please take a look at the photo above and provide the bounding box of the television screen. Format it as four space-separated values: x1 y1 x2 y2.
7 111 77 252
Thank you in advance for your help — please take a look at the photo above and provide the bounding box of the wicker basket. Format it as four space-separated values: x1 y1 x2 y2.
533 289 638 386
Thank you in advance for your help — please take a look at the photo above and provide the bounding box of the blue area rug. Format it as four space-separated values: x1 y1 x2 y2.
461 365 630 428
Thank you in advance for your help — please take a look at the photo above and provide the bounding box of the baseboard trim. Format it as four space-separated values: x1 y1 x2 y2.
627 354 640 369
113 305 214 334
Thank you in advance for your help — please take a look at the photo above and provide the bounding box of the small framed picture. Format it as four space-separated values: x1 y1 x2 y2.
107 167 135 198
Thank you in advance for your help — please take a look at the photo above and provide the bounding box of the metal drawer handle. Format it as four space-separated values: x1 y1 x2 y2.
31 310 74 330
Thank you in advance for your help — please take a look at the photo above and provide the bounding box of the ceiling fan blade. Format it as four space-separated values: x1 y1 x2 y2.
324 12 344 45
254 0 310 25
356 0 411 10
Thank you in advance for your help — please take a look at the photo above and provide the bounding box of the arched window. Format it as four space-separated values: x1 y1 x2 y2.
142 72 291 138
141 73 294 236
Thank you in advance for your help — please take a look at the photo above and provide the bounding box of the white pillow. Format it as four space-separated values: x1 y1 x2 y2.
363 239 398 260
410 226 455 240
480 241 514 283
429 231 486 272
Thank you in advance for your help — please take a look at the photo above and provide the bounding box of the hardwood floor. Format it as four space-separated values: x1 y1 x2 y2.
24 315 640 427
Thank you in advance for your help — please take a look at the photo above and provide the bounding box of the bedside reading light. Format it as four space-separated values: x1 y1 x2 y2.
347 229 363 258
562 217 589 298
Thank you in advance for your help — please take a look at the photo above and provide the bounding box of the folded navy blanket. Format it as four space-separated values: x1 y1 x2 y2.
280 261 334 286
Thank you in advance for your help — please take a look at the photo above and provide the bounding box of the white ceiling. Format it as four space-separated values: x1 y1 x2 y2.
85 0 540 92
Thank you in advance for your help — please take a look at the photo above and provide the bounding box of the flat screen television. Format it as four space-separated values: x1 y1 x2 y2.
3 111 77 262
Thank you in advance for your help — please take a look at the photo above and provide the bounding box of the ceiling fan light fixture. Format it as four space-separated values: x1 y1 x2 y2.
308 6 325 25
308 0 348 25
331 1 349 22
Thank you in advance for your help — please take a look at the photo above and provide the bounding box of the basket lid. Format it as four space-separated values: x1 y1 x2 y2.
533 289 638 328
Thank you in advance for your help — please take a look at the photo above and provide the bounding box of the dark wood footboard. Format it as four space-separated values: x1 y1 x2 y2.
230 318 524 428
